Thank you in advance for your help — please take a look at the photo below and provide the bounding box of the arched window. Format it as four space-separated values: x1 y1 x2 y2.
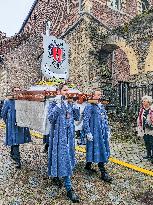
141 0 149 12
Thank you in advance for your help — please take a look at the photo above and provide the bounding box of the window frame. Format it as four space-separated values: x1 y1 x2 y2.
108 0 122 11
141 0 150 13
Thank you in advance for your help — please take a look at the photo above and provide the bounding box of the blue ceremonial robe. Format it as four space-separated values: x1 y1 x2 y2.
83 103 110 163
1 99 32 146
48 101 80 177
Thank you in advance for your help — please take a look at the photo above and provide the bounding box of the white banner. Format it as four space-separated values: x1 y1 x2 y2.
41 34 69 79
15 100 51 135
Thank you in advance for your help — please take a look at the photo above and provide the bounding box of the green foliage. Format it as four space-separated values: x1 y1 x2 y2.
100 64 112 78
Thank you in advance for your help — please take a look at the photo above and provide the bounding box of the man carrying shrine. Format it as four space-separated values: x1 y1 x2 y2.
83 89 112 182
48 83 80 203
1 87 32 169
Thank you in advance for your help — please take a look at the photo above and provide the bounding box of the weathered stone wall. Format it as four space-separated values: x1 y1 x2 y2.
79 8 153 88
63 16 93 93
0 34 43 98
83 19 133 88
124 12 153 84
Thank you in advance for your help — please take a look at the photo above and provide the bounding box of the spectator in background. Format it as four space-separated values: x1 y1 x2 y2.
75 100 87 145
137 95 153 163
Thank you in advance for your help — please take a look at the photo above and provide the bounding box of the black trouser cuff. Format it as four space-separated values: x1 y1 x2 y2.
98 162 105 172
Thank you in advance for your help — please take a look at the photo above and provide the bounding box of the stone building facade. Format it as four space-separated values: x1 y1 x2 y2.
1 0 153 97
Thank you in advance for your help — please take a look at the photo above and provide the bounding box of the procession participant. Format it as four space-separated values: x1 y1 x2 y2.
137 95 153 162
75 101 87 145
1 87 32 169
48 83 80 203
83 89 112 182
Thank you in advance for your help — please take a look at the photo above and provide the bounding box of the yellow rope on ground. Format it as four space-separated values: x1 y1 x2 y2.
30 132 43 138
0 123 6 129
109 157 153 177
75 146 153 177
0 122 153 177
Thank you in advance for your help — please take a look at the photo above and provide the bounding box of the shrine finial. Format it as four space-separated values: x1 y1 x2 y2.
46 21 51 36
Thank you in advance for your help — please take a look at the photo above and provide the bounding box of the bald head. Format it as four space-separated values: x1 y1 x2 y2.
93 90 102 100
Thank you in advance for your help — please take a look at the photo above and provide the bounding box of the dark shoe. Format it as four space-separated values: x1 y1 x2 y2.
10 155 21 166
101 172 112 183
15 162 21 169
52 177 63 188
67 189 80 203
85 166 96 173
43 144 49 153
10 154 16 161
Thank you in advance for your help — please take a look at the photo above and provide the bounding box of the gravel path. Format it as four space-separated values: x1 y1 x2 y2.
110 140 153 171
0 127 153 205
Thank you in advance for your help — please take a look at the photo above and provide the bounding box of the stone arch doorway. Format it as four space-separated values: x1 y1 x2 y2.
99 40 138 107
103 37 138 76
100 44 130 84
100 40 138 86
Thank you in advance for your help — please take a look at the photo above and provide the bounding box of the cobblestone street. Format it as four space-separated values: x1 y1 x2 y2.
0 124 153 205
110 140 153 171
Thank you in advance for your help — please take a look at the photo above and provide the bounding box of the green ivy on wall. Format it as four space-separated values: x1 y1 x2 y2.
100 64 112 78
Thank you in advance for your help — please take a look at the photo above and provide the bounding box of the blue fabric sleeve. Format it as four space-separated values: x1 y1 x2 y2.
103 110 109 140
1 100 9 123
48 101 60 123
83 105 92 135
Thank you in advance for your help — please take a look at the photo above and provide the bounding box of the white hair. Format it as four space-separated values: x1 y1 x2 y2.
142 95 152 104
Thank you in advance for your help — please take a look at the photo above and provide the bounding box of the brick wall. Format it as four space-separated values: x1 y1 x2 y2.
63 17 93 93
20 0 145 36
112 48 130 84
21 0 80 36
92 0 137 28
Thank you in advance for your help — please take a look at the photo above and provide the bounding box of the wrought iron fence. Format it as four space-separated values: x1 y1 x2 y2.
101 82 153 115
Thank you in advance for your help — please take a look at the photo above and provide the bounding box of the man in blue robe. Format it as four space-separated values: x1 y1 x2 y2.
1 87 32 169
83 89 112 182
48 84 80 203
